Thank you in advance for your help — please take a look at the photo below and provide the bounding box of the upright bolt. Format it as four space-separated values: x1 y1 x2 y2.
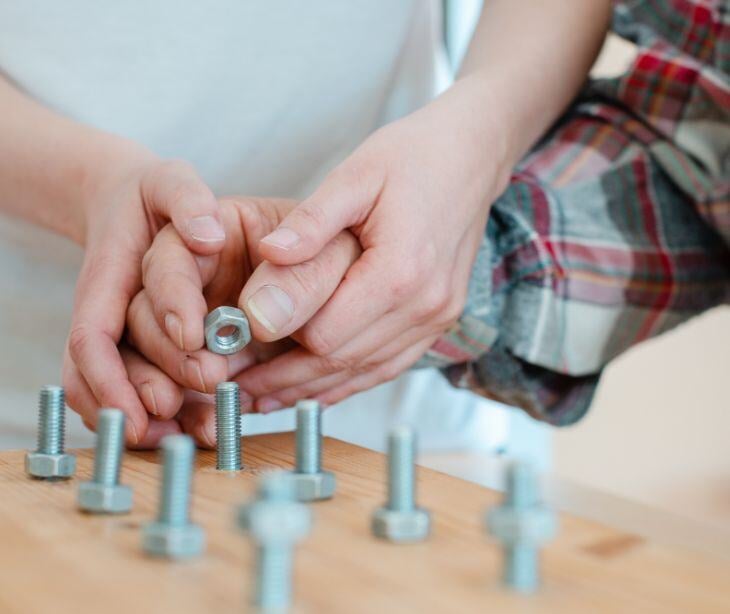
486 461 557 593
238 473 311 611
216 381 242 471
289 400 335 501
371 426 430 543
142 435 205 559
77 408 132 514
25 385 76 479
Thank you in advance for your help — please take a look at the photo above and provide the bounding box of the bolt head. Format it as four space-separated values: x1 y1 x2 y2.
142 521 205 559
371 507 430 543
289 471 336 502
25 452 76 479
204 306 251 355
238 499 311 544
486 505 556 544
77 481 133 514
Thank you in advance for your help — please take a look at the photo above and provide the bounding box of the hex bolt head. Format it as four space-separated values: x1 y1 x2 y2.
143 435 205 559
289 400 336 502
238 472 312 610
486 461 557 593
25 386 76 479
204 306 251 355
371 426 430 543
78 408 132 514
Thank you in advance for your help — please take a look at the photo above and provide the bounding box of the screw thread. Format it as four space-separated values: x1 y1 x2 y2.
37 386 65 455
295 400 321 474
158 435 195 526
506 462 538 509
255 544 292 610
93 409 124 486
387 426 415 512
504 544 539 592
216 382 242 470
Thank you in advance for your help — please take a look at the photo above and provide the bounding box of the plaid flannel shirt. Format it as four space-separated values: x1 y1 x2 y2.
422 0 730 425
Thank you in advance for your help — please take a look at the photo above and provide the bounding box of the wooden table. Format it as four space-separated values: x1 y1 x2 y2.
1 434 728 613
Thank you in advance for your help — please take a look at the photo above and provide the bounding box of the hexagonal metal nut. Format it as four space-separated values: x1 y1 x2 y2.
371 507 430 543
77 481 133 514
142 521 205 559
238 499 311 544
289 470 336 502
204 306 251 355
25 452 76 479
486 505 556 544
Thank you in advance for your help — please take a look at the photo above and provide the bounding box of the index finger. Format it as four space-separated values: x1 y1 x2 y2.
66 239 149 443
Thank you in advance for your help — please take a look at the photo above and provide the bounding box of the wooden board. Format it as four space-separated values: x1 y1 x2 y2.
0 434 728 613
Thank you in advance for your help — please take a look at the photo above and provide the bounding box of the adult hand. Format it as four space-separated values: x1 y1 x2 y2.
122 197 360 447
62 156 227 444
232 78 510 411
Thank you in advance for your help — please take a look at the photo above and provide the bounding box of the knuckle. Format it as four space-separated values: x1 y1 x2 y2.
293 201 327 231
67 325 93 362
377 361 403 384
414 284 451 323
300 324 337 358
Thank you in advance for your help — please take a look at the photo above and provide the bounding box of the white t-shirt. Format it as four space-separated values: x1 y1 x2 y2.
0 1 501 451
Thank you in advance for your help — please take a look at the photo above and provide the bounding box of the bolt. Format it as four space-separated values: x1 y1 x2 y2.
289 400 335 501
486 461 557 593
371 426 430 543
238 472 311 611
142 435 205 559
216 382 242 470
77 408 133 514
25 385 76 479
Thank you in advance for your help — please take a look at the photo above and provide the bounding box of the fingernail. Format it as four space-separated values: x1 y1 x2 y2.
258 398 283 413
188 215 225 243
183 358 207 392
140 382 159 416
165 313 184 349
261 227 300 250
247 285 294 333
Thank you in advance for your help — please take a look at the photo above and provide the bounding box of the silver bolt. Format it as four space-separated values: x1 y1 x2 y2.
77 408 132 514
289 400 335 501
216 382 242 470
371 426 430 543
486 462 557 593
142 435 205 559
25 386 76 479
238 472 311 611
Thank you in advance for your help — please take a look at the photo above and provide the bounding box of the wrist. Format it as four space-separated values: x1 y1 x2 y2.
73 132 158 245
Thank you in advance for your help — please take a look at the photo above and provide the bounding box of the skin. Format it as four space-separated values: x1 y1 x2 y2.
0 0 612 446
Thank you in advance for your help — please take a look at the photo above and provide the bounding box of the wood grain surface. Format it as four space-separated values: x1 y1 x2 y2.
1 433 728 613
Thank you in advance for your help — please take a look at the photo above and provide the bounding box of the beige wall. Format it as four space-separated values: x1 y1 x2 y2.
553 307 730 529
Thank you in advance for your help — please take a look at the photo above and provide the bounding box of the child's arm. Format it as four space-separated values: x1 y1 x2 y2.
0 76 226 443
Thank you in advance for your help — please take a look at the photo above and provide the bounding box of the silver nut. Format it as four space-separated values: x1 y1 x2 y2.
238 500 311 544
289 471 336 502
204 306 251 355
25 452 76 479
78 481 133 514
142 522 205 559
372 507 430 543
486 506 556 544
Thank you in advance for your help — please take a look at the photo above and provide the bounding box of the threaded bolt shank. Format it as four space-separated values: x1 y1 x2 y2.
216 382 242 470
159 435 195 526
93 409 125 486
295 400 321 474
387 426 415 512
37 385 65 455
256 545 292 610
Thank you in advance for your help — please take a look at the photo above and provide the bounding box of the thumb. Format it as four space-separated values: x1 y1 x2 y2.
141 159 226 256
258 159 382 265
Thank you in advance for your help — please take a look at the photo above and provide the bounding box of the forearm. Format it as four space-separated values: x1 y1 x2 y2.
0 76 155 244
454 0 611 168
